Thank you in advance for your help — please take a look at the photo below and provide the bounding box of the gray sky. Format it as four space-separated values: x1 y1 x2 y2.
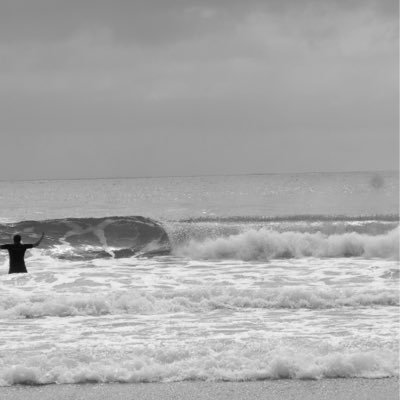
0 0 398 180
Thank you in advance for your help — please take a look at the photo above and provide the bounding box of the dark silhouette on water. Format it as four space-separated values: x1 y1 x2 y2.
0 233 44 274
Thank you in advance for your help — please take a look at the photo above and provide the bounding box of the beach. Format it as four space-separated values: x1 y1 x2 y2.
1 379 399 400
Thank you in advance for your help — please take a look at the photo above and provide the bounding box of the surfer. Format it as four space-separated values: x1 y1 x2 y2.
0 233 45 274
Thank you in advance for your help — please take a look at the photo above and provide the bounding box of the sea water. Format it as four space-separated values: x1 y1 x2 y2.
0 171 398 384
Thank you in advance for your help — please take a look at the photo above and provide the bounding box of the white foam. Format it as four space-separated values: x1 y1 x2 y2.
0 286 397 318
0 345 396 385
176 228 399 261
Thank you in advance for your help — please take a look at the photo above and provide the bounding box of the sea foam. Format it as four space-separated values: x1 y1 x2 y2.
0 286 397 318
0 345 397 385
176 227 399 261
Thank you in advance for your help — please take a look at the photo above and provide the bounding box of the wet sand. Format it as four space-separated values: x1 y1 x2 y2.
0 379 398 400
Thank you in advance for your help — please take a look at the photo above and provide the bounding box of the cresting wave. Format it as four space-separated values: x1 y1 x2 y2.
0 217 170 259
0 215 398 260
0 345 397 385
0 287 398 318
176 227 399 261
170 215 399 242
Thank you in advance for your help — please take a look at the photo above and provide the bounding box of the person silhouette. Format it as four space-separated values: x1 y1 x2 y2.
0 233 44 274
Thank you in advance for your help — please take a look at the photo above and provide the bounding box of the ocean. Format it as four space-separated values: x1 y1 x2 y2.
0 171 398 385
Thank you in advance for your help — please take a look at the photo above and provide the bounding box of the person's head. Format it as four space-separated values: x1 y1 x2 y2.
13 234 21 244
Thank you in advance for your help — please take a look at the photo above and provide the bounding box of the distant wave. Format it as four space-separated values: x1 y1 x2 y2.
176 227 399 261
0 287 397 318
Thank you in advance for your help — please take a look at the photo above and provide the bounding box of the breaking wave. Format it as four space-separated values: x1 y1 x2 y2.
170 215 398 242
0 287 398 318
0 345 397 385
176 227 399 261
0 215 398 261
0 217 170 259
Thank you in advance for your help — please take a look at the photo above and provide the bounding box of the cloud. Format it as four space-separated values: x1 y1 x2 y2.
0 0 396 45
0 0 397 179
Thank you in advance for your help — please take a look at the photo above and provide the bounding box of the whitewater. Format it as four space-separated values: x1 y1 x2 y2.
0 172 398 385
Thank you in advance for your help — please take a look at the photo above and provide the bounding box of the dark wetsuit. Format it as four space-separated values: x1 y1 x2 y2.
0 244 33 274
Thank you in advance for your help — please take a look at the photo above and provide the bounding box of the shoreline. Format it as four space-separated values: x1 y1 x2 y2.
0 378 398 400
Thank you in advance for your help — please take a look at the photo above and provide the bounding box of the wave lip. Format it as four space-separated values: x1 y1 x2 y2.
180 214 400 224
176 227 399 261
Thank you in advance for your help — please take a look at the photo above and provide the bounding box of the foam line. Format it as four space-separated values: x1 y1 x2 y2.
176 228 399 260
0 346 397 385
0 287 397 318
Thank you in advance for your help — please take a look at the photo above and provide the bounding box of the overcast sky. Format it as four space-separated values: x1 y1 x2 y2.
0 0 398 180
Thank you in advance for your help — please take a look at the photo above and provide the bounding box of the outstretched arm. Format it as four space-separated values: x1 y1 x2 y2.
33 232 45 248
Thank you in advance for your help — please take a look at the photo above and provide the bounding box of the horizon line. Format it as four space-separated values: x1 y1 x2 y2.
0 169 398 183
